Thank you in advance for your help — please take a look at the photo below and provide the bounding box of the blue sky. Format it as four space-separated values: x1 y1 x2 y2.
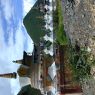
0 0 36 95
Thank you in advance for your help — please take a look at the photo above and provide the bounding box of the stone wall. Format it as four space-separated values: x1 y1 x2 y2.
62 0 95 56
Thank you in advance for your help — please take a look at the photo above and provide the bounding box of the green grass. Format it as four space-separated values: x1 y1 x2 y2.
55 0 68 45
69 46 91 81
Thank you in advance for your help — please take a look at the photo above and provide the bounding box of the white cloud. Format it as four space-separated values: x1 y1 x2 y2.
0 21 25 95
0 0 35 95
0 13 5 49
23 0 37 17
0 0 14 24
0 21 34 95
0 78 12 95
25 33 34 53
0 22 24 61
14 22 25 59
11 78 21 95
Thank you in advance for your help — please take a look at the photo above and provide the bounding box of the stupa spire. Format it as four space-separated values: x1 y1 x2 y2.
13 59 23 64
0 72 17 79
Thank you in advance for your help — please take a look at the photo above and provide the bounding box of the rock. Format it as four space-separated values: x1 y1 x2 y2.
62 0 95 56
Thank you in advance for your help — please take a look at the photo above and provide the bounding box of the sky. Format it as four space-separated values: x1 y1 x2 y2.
0 0 36 95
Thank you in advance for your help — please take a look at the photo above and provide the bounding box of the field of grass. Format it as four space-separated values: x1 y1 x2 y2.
54 0 68 45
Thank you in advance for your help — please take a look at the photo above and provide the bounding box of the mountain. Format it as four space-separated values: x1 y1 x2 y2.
23 0 45 45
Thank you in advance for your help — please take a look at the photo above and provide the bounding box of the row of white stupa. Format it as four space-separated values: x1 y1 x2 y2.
43 0 57 95
43 0 56 56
